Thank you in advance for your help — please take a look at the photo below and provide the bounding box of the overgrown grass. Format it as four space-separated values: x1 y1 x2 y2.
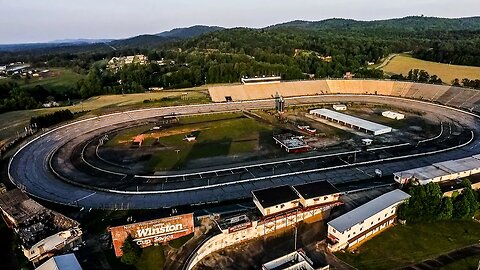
169 233 194 249
439 255 480 270
381 54 480 83
336 221 480 270
135 246 165 270
148 116 277 171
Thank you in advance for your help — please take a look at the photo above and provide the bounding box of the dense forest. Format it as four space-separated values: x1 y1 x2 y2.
1 16 480 113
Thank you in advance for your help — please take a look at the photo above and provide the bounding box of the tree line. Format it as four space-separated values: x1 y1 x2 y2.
398 180 479 223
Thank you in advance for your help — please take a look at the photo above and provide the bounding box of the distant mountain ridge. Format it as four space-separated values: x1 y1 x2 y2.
49 38 114 44
0 25 224 52
270 16 480 31
2 16 480 53
156 25 224 38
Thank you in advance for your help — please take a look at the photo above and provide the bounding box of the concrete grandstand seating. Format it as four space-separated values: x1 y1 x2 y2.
208 79 480 114
391 82 413 97
459 90 480 110
410 83 450 101
446 88 477 107
208 80 332 102
435 87 462 105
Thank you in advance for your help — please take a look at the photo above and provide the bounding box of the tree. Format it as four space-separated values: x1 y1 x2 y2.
452 180 479 219
438 197 453 220
121 235 142 265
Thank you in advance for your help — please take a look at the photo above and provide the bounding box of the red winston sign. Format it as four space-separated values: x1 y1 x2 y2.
110 213 194 256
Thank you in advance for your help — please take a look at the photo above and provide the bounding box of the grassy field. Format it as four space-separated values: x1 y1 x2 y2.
380 54 480 83
135 246 165 270
106 112 279 171
18 68 84 92
148 113 277 170
440 255 480 270
169 233 194 249
336 221 480 270
0 90 210 148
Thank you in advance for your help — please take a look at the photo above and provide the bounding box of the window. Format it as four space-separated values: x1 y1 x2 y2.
371 221 374 225
348 234 350 238
324 196 328 200
391 209 394 214
385 213 387 217
378 217 380 221
360 227 363 231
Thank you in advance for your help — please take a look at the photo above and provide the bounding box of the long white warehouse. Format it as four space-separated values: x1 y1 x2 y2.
310 109 392 135
327 189 410 251
394 154 480 185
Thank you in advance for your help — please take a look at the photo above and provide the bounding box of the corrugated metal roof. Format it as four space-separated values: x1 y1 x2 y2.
327 189 410 233
394 156 480 181
310 109 392 134
36 254 82 270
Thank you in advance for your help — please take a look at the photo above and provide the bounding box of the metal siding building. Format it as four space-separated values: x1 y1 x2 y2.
394 155 480 185
309 109 392 135
327 189 410 251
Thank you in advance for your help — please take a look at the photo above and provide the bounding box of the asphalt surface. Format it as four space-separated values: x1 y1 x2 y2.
8 95 480 209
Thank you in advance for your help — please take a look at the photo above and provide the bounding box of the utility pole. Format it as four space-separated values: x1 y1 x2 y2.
294 225 298 250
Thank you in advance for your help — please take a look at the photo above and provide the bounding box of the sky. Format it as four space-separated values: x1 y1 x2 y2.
0 0 479 44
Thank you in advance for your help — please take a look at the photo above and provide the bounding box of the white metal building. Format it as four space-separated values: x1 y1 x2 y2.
327 189 410 251
309 109 392 135
394 155 480 185
241 76 281 85
382 111 405 120
333 104 347 111
36 254 82 270
262 250 328 270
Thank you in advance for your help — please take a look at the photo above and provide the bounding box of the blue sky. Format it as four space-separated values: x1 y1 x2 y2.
0 0 479 44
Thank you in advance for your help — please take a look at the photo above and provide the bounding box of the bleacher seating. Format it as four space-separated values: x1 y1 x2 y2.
208 79 480 115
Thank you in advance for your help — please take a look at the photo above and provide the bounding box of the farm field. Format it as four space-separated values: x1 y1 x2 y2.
336 221 480 270
380 54 480 83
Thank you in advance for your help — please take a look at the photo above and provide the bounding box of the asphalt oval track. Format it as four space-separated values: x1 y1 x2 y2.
8 94 480 209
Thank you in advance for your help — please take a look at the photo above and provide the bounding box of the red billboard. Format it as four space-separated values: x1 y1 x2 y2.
110 213 194 257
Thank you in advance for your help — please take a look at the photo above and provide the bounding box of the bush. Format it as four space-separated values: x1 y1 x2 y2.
121 235 142 265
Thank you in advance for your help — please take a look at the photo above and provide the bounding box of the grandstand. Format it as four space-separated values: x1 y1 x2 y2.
208 80 480 112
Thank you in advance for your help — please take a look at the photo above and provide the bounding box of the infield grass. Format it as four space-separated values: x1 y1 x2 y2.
147 114 278 171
